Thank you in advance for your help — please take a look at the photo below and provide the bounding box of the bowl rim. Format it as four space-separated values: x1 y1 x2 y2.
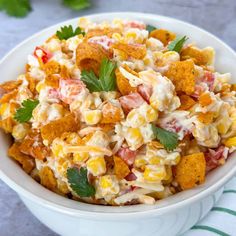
0 11 236 220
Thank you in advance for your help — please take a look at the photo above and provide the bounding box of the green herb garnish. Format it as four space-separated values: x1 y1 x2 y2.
56 25 85 40
81 58 117 92
0 0 32 17
167 36 188 53
146 24 157 33
67 167 95 197
152 124 178 151
63 0 90 10
14 99 39 123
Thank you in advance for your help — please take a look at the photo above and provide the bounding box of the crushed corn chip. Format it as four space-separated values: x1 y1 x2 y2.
41 114 78 144
197 112 214 124
101 102 123 124
39 166 57 191
0 80 22 92
8 143 35 174
0 117 16 133
43 60 61 75
45 74 60 88
174 152 206 190
150 29 176 46
0 89 18 104
114 156 130 179
178 94 196 110
165 60 195 95
199 93 213 106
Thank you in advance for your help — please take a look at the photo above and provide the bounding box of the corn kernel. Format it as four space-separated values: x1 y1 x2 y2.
83 110 102 125
97 175 120 197
12 123 30 140
126 110 146 128
87 156 106 176
73 152 89 164
36 80 46 93
144 165 166 182
223 136 236 147
125 127 143 150
52 138 67 158
134 156 147 168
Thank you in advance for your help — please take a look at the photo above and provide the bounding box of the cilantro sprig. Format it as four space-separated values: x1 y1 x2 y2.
0 0 32 17
146 24 157 33
81 58 117 92
56 25 85 40
14 99 39 123
67 167 95 197
152 124 178 151
63 0 90 10
167 36 188 53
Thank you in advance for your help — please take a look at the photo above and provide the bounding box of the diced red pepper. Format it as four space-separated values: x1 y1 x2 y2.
117 147 137 166
137 84 153 103
33 46 52 64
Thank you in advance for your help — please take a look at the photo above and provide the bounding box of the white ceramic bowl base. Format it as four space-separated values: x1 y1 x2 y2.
0 12 236 236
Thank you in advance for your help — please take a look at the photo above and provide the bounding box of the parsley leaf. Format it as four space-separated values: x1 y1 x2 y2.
146 24 156 33
67 167 95 197
167 36 188 53
152 124 178 151
63 0 90 11
81 58 117 92
56 25 85 40
0 0 32 17
14 99 39 123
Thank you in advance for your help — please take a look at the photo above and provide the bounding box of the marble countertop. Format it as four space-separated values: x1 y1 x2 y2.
0 0 236 235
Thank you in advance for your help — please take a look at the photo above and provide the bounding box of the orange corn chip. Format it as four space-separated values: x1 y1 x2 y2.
114 156 130 180
45 74 60 88
43 60 61 75
101 102 123 124
20 129 50 160
0 117 16 133
76 42 109 75
231 84 236 91
174 152 206 190
98 123 115 132
8 142 35 174
181 46 209 65
86 28 121 39
150 29 176 46
112 43 146 60
60 65 71 79
0 80 22 92
40 114 78 144
178 94 196 110
0 89 18 104
25 73 37 94
199 93 212 106
197 112 214 124
115 68 136 95
39 166 57 191
165 60 196 95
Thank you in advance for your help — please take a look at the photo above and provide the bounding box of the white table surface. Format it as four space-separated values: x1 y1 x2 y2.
0 0 236 235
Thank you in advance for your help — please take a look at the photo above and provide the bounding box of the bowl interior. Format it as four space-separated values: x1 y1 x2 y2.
0 12 236 216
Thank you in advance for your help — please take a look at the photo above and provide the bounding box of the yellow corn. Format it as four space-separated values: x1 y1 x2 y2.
73 152 89 164
12 123 29 140
83 110 102 125
98 175 120 196
143 165 166 182
86 156 106 176
223 136 236 147
125 127 143 150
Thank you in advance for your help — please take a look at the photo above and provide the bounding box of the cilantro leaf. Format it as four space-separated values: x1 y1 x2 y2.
99 58 117 91
81 70 103 92
62 0 90 11
67 167 95 197
167 36 188 53
56 25 85 40
0 0 32 17
146 24 156 33
152 124 178 151
14 99 39 123
81 58 117 92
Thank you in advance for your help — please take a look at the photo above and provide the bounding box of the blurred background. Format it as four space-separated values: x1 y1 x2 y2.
0 0 235 235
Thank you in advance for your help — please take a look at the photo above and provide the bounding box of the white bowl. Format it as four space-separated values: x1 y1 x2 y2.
0 12 236 236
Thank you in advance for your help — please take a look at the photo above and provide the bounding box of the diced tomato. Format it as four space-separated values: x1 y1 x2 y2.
88 36 115 50
137 84 152 103
119 93 145 114
48 88 60 100
33 46 52 64
59 79 86 104
125 172 137 181
191 84 205 98
202 71 215 91
125 21 146 30
205 146 229 173
117 147 137 166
